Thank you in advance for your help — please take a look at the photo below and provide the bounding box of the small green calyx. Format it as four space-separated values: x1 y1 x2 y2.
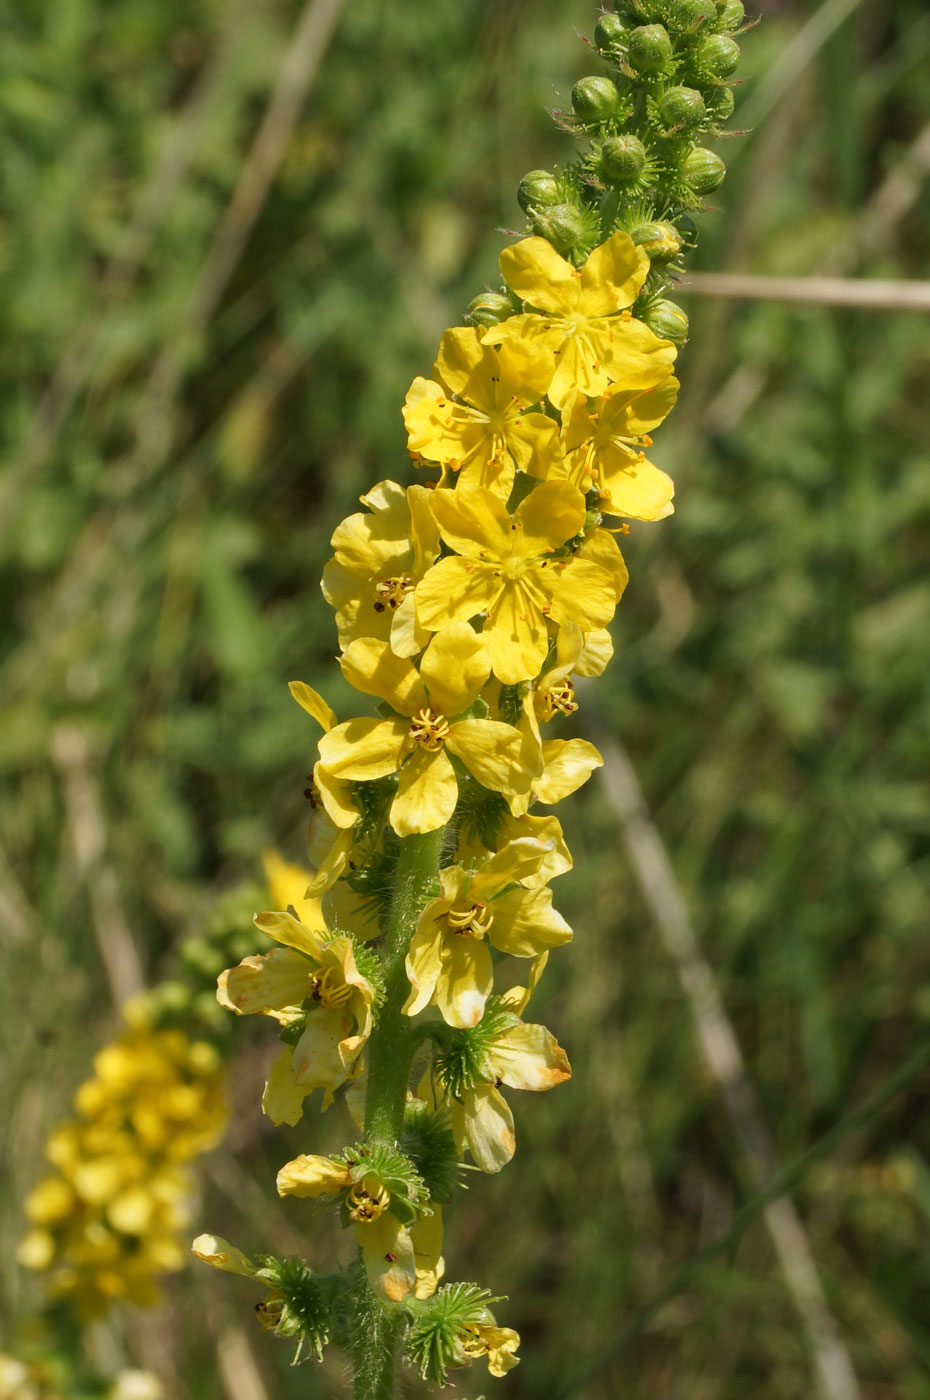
598 134 648 186
683 146 727 195
335 1141 426 1224
593 13 633 53
644 298 690 344
251 1255 333 1361
516 169 561 214
403 1100 461 1205
571 75 621 124
405 1283 505 1386
531 202 600 261
658 84 707 130
627 24 673 74
435 998 522 1099
465 292 514 329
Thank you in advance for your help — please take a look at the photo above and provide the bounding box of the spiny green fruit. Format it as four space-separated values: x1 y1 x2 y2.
694 34 741 77
627 24 674 73
517 169 560 213
532 203 588 255
658 85 706 128
717 0 745 31
668 0 717 32
645 298 690 343
466 292 514 329
598 134 648 185
683 146 726 194
594 13 633 51
630 221 682 262
571 75 621 123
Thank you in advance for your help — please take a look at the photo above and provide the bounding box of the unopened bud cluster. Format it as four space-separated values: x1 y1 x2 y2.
478 0 747 347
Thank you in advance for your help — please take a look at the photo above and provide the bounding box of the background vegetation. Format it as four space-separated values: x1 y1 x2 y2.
2 0 929 1395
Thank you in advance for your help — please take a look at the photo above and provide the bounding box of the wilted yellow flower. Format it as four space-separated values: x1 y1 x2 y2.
486 232 676 408
403 328 559 499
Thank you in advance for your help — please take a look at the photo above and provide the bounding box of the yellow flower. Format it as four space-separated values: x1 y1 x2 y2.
486 232 676 408
275 1155 424 1303
558 376 678 519
404 838 572 1028
218 911 374 1122
317 625 534 836
403 328 559 499
460 1322 521 1377
261 849 324 927
289 681 360 895
321 480 441 656
414 481 618 685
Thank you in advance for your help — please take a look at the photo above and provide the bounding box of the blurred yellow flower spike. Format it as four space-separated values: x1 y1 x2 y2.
403 328 559 500
557 376 679 519
261 849 324 927
486 232 677 408
317 625 535 835
218 911 374 1122
322 480 442 656
415 480 617 684
404 839 572 1028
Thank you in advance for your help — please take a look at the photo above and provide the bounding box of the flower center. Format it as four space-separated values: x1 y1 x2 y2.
309 967 353 1009
346 1175 389 1223
536 679 578 722
445 901 493 940
408 708 450 752
373 575 414 612
501 553 527 581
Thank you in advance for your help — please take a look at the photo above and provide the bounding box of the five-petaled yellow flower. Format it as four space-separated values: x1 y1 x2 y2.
403 328 559 499
316 624 534 836
486 232 677 408
415 480 618 684
404 838 572 1028
556 376 679 519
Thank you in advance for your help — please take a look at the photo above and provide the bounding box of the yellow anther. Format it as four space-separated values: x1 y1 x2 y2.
374 575 414 612
310 967 354 1009
537 680 579 722
408 708 451 752
446 901 494 939
346 1176 390 1223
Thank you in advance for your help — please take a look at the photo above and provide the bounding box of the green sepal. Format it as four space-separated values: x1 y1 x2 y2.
435 998 522 1100
405 1283 504 1386
251 1254 335 1361
403 1099 461 1205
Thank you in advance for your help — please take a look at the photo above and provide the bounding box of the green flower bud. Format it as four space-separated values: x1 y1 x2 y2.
694 34 741 77
618 0 666 20
627 24 673 74
668 0 717 32
630 221 682 263
658 85 706 128
707 84 736 122
593 13 632 52
717 0 745 31
644 298 690 344
516 169 560 213
683 146 726 194
465 292 513 329
532 203 587 255
598 134 648 185
571 75 621 123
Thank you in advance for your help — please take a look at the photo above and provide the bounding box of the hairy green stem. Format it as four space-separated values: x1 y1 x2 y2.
351 827 446 1398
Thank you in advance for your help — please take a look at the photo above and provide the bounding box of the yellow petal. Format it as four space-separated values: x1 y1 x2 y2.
430 480 511 559
576 529 629 603
600 452 675 521
339 638 426 715
253 909 326 959
288 681 336 732
436 936 493 1029
573 626 614 677
391 747 459 837
262 1047 312 1126
578 230 649 316
292 1007 366 1090
403 922 444 1018
356 1214 418 1302
313 762 359 829
191 1234 256 1278
534 738 603 805
317 717 407 780
276 1154 350 1198
611 373 679 435
514 479 586 555
497 237 578 314
447 718 533 796
411 1207 445 1300
491 1022 571 1090
461 1084 516 1173
482 582 550 685
414 555 499 632
261 850 325 923
547 558 618 630
419 623 491 717
217 948 311 1018
470 836 553 895
434 325 485 397
489 885 572 957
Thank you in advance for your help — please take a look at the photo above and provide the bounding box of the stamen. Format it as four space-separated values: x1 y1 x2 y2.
346 1176 390 1223
375 575 414 611
446 901 494 939
408 708 451 752
310 967 354 1009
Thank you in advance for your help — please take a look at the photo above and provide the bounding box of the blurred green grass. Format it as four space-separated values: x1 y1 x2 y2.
2 0 930 1396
